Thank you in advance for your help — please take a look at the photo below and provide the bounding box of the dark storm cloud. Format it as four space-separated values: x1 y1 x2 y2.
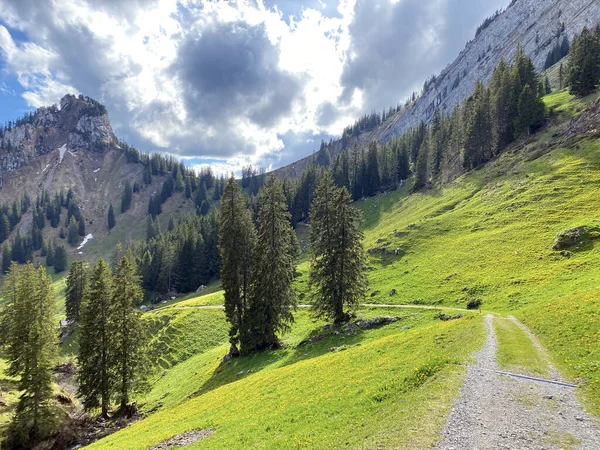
339 0 509 113
173 20 302 129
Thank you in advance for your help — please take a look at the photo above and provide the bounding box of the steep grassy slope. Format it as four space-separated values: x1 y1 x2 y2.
89 308 485 449
82 89 600 448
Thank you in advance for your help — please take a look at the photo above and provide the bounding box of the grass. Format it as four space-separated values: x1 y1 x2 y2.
0 359 18 440
7 89 600 447
88 311 485 449
493 318 549 376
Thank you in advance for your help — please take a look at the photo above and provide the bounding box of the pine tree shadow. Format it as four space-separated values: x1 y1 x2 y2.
195 324 369 398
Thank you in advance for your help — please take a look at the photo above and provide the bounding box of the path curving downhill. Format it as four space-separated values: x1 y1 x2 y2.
435 315 600 450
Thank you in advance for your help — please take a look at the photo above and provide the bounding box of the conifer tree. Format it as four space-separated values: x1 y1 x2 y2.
66 260 87 323
544 75 552 94
568 27 600 96
78 259 113 417
414 134 429 189
79 216 86 237
54 244 68 273
245 175 296 352
364 141 381 196
45 241 55 267
111 253 148 413
218 177 256 353
108 204 116 230
5 264 57 446
2 243 11 273
559 62 564 89
68 216 79 246
121 181 133 213
515 84 546 135
309 173 367 324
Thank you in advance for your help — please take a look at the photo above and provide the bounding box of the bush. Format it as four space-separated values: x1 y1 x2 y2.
466 298 483 309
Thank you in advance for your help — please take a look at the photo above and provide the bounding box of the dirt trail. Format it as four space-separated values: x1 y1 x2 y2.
435 315 600 449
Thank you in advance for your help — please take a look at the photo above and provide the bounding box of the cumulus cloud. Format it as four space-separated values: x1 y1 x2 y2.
339 0 508 112
0 0 508 173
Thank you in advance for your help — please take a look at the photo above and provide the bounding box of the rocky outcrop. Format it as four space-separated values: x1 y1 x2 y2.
274 0 600 180
381 0 600 142
0 94 116 172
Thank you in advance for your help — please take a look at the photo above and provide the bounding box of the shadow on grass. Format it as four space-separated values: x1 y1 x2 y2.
195 323 370 398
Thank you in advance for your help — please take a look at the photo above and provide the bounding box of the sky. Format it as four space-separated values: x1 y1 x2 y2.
0 0 508 174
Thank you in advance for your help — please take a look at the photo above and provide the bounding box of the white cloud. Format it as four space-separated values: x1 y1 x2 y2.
0 0 509 174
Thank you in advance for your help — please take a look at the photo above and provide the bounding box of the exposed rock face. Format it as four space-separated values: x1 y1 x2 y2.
381 0 600 143
274 0 600 180
0 94 115 172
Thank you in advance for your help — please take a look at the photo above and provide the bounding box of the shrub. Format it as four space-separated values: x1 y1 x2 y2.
467 298 483 309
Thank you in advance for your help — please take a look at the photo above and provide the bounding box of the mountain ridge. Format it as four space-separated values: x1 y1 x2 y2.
272 0 600 180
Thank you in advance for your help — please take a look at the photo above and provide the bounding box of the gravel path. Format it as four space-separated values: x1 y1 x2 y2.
435 315 600 450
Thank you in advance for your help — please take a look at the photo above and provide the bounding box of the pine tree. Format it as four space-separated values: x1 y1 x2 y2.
245 175 296 352
66 260 87 323
2 243 11 273
568 27 600 96
414 134 429 189
121 181 133 213
559 62 564 89
107 204 116 230
218 177 256 353
79 216 86 237
111 254 147 413
54 244 68 273
515 84 546 136
45 241 55 267
68 216 79 246
396 147 410 181
78 259 113 417
309 173 367 324
5 264 57 446
544 75 552 94
364 141 381 196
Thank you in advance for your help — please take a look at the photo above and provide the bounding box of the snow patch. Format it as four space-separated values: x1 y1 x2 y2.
42 164 50 173
58 144 67 162
77 234 93 250
93 168 100 173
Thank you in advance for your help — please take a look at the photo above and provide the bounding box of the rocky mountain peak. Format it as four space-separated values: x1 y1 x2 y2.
0 94 116 172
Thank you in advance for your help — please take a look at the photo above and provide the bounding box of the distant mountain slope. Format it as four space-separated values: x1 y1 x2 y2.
0 95 196 262
273 0 600 179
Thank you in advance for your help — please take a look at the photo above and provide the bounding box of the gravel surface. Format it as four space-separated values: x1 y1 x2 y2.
435 315 600 450
148 429 215 449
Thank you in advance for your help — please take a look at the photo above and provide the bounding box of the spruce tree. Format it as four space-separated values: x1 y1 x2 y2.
2 243 11 273
121 182 133 213
5 264 57 446
78 259 114 417
108 204 116 230
364 141 381 196
515 84 546 136
66 260 87 323
309 173 367 324
45 241 55 267
111 254 147 413
218 177 256 353
68 216 79 246
568 27 600 96
544 75 552 94
54 244 68 273
245 175 296 352
78 216 86 237
559 62 564 89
